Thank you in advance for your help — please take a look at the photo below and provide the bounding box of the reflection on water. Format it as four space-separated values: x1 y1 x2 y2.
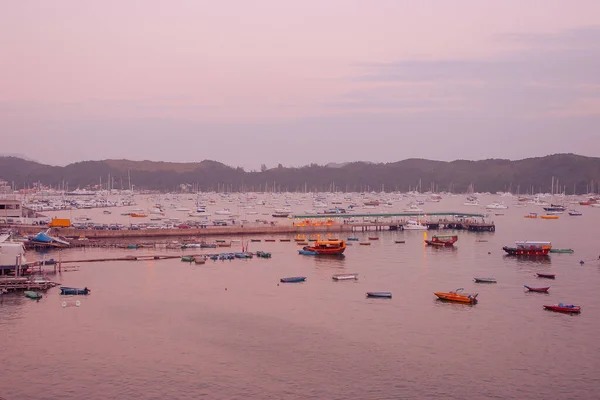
3 196 600 399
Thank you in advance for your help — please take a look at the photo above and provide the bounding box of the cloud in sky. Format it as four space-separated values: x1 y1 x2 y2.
1 1 599 169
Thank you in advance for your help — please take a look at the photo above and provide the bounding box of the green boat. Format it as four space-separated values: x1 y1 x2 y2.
181 256 195 262
549 248 574 254
24 291 43 300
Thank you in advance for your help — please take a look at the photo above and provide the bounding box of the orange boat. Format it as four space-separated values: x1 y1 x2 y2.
540 215 558 220
434 288 478 304
303 240 346 255
130 213 147 218
524 213 538 219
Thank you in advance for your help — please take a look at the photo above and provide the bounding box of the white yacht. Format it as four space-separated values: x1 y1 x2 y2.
404 219 428 230
485 202 508 210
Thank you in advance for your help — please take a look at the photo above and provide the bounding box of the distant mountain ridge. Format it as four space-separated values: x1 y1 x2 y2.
1 154 599 193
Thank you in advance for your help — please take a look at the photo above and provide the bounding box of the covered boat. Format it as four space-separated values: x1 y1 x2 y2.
60 286 91 295
543 303 581 314
366 291 392 298
298 249 318 256
24 291 42 300
255 251 272 258
425 235 458 247
302 240 346 255
332 273 358 281
474 277 496 283
280 276 306 283
503 241 551 256
434 288 478 304
524 285 550 293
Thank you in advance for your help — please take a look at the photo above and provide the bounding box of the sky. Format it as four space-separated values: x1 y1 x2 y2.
1 0 600 170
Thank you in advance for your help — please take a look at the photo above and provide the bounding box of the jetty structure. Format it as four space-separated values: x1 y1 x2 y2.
2 211 494 240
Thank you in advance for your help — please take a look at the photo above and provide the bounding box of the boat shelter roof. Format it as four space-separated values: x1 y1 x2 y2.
292 212 487 219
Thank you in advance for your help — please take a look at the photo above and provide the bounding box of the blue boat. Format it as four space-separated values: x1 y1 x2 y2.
347 237 360 241
60 286 90 295
366 291 392 298
280 276 307 283
298 249 318 256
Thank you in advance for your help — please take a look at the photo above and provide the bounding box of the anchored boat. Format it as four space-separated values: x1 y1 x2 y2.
332 273 358 281
524 285 550 293
503 241 551 256
543 303 581 314
302 240 346 255
425 235 458 247
434 288 478 304
474 277 497 283
24 291 42 300
366 291 392 298
280 276 306 283
60 286 91 295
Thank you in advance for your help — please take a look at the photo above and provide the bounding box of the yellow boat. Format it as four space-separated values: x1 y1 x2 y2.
541 215 559 220
434 288 478 304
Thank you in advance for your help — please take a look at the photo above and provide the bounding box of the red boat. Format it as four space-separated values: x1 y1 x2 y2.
543 304 581 314
303 240 346 255
503 241 551 256
425 235 458 247
524 285 550 293
536 273 555 279
368 237 379 240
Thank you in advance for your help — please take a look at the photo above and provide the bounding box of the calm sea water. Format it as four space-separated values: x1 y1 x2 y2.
2 196 600 399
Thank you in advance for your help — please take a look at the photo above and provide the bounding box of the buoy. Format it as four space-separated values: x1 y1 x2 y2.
76 300 81 307
488 252 491 255
580 260 585 265
61 301 67 308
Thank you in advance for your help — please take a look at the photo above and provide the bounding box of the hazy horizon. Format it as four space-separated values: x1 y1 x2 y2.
2 1 600 170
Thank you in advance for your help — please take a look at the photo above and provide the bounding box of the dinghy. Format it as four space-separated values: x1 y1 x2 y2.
332 273 358 281
280 276 306 283
366 291 392 298
24 291 42 300
474 277 497 283
536 273 555 279
524 285 549 293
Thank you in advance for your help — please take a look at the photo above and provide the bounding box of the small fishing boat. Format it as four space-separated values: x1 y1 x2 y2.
280 276 306 283
474 277 497 283
366 291 392 298
536 273 555 279
60 286 90 295
251 239 262 242
549 248 574 254
524 213 538 219
265 239 276 242
568 210 582 216
255 251 272 258
425 235 458 247
543 303 581 314
359 242 371 246
181 256 194 262
298 249 318 256
24 291 42 300
503 241 551 256
332 273 358 281
194 258 206 265
279 239 291 242
302 240 346 255
540 215 559 219
434 288 478 304
524 285 550 293
368 237 379 240
296 241 309 245
395 240 406 244
347 237 359 241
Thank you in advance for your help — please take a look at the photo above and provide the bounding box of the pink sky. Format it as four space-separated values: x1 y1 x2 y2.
1 0 600 168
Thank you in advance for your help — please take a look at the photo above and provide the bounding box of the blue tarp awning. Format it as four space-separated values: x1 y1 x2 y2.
33 232 53 243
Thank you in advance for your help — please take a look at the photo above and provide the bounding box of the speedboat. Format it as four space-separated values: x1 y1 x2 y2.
434 288 478 304
543 303 581 314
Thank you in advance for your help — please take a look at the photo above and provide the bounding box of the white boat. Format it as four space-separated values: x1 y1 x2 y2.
214 209 232 216
188 212 211 217
175 207 191 212
404 219 428 230
485 202 508 210
463 200 479 206
332 273 358 281
404 203 424 212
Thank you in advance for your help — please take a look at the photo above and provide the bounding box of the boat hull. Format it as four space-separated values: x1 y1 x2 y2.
543 305 581 314
280 277 306 283
524 285 550 293
503 247 550 256
60 287 90 295
434 292 478 304
366 292 392 298
332 274 358 281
